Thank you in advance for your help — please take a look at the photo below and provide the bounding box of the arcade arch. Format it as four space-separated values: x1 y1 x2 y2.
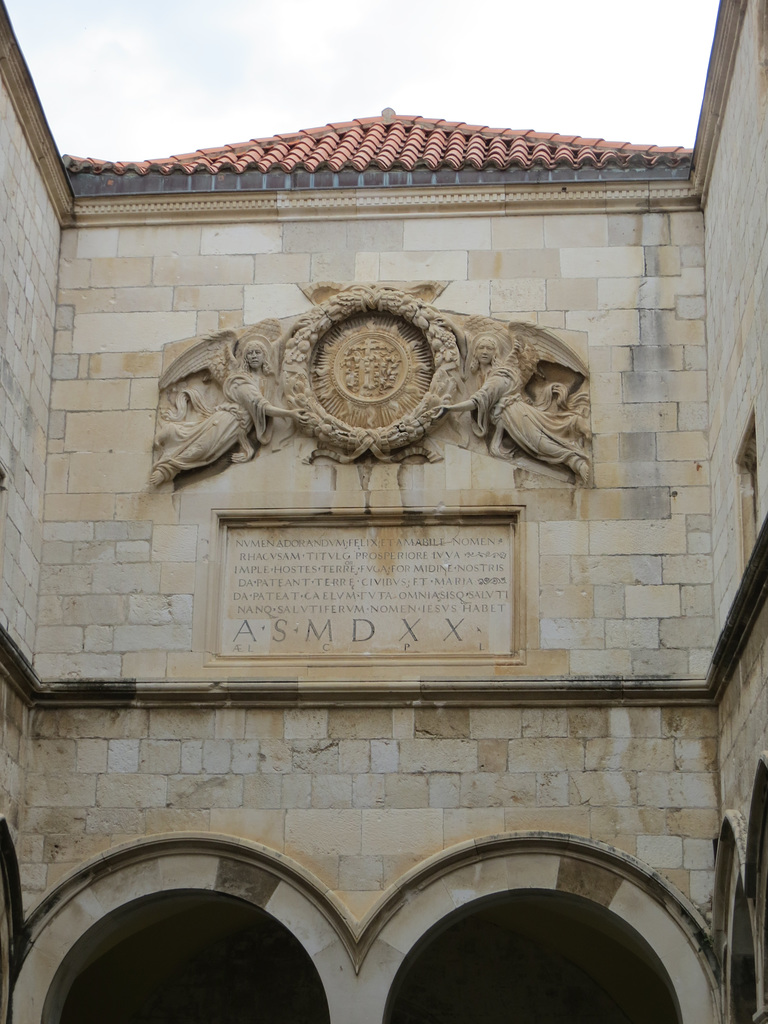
53 891 330 1024
385 891 679 1024
745 753 768 1017
12 835 353 1024
11 833 720 1024
367 835 719 1024
714 811 757 1024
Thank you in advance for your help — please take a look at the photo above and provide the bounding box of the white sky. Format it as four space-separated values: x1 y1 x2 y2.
5 0 721 163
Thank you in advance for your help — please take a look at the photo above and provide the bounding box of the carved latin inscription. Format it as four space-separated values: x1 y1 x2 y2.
221 521 514 658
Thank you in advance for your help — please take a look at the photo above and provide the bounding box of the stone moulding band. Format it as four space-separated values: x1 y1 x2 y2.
24 677 717 707
71 181 700 227
0 602 719 706
0 8 74 224
707 508 768 700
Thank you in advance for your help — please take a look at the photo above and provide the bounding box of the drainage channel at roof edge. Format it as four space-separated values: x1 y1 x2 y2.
68 163 692 197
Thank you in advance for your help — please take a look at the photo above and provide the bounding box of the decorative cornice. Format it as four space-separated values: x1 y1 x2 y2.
29 677 713 708
73 180 699 227
692 0 749 203
0 623 40 706
0 2 73 225
0 617 714 706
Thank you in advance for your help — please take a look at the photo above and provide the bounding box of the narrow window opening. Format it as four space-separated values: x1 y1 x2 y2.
737 418 758 567
759 1 768 105
0 462 7 588
760 0 768 67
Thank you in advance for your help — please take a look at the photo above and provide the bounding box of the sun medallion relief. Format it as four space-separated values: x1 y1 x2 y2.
280 286 459 462
311 312 433 428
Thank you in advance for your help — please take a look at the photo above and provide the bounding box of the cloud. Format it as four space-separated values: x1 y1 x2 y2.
7 0 719 160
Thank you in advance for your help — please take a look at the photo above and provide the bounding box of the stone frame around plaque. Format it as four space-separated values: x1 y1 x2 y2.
205 508 524 673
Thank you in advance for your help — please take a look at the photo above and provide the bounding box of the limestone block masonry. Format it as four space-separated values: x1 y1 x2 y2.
7 0 768 1019
41 212 712 686
0 49 61 838
21 704 719 914
0 68 59 662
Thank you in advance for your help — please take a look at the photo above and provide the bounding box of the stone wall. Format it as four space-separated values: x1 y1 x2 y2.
1 0 764 1015
20 201 721 917
705 0 768 815
0 64 59 659
19 703 718 915
0 682 27 834
706 0 768 628
0 57 60 833
38 208 713 684
718 598 768 814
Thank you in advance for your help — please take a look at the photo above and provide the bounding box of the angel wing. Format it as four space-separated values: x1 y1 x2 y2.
158 330 239 391
506 323 589 405
508 322 589 379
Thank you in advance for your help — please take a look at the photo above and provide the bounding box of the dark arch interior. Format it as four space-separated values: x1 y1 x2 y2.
50 891 330 1024
387 890 681 1024
731 876 757 1023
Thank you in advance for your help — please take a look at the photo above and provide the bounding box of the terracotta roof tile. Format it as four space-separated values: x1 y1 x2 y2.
552 144 578 169
422 128 447 170
464 134 487 169
376 121 407 169
444 128 467 170
485 136 508 168
351 123 386 171
508 137 531 168
64 115 691 177
329 125 364 171
400 125 428 170
304 134 337 172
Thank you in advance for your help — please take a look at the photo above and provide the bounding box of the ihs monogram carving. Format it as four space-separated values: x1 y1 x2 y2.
311 313 432 425
151 284 592 484
281 286 459 462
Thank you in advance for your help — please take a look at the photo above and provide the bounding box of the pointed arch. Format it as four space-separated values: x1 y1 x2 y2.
714 811 757 1023
746 752 768 1011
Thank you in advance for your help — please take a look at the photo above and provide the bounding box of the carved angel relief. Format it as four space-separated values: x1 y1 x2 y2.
444 317 592 484
150 320 301 486
151 285 592 485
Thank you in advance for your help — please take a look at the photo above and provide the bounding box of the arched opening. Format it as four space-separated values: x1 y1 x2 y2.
386 890 680 1024
745 755 768 1010
718 807 759 1021
731 876 757 1023
45 890 330 1024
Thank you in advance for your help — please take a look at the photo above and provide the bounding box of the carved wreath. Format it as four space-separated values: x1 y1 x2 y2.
281 285 461 462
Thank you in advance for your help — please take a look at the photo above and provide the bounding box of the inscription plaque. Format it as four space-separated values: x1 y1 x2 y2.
220 520 515 659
